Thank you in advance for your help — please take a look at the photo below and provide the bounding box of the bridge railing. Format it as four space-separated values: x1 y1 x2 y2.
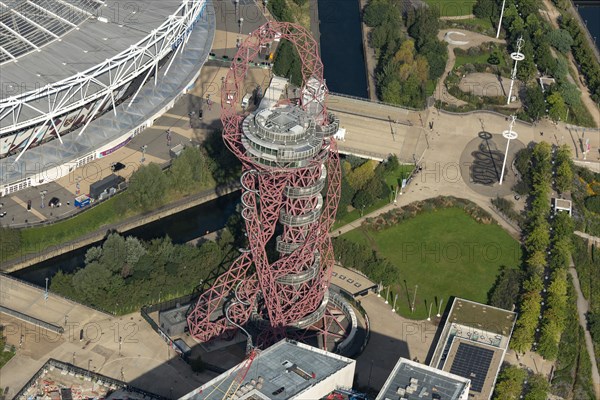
328 92 424 112
437 108 534 127
0 272 113 317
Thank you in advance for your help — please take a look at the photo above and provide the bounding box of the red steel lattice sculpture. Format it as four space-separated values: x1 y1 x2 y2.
187 21 342 347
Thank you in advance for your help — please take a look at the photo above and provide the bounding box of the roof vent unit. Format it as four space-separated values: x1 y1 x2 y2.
98 16 109 23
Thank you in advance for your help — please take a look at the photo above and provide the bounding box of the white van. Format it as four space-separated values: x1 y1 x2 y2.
241 94 252 108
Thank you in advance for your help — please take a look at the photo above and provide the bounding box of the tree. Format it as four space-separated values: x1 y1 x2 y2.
555 160 573 194
169 146 211 193
352 189 375 211
488 267 522 310
473 0 498 19
493 365 526 400
524 374 550 400
548 29 574 53
547 92 568 122
128 163 168 211
347 160 377 190
557 82 581 107
72 261 124 306
363 1 391 27
523 85 545 121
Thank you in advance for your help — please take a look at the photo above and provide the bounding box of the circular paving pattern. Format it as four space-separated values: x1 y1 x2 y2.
459 131 525 197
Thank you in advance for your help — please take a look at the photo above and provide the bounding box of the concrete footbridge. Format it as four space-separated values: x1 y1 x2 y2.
325 93 599 166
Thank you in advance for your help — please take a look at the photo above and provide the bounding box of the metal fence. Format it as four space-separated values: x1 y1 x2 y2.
329 92 423 112
0 272 113 317
437 108 534 127
0 305 64 334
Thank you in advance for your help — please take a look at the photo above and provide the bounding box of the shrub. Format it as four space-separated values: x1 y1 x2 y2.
585 196 600 214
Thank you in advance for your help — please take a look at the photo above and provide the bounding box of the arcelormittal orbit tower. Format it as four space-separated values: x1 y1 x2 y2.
187 21 348 349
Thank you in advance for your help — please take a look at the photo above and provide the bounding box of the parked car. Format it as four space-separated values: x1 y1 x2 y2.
111 162 126 172
48 197 61 207
0 211 6 218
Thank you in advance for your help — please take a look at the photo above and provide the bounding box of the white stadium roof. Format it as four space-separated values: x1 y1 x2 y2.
0 0 181 95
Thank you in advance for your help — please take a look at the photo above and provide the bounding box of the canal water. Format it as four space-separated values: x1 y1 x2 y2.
11 191 240 286
317 0 368 98
576 5 600 53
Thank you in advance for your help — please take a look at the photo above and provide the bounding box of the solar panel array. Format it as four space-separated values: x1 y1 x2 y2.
448 343 494 393
0 0 104 63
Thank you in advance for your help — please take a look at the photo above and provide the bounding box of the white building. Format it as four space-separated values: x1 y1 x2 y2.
376 357 471 400
180 339 355 400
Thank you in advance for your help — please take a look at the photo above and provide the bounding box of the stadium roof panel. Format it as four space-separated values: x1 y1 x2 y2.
0 0 181 99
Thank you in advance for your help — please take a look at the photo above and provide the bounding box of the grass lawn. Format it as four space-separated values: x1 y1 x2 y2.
454 50 491 68
448 17 494 31
16 179 218 260
342 207 521 319
423 0 476 17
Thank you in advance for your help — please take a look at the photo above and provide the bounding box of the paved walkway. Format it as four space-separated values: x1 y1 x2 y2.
354 293 438 390
0 274 216 398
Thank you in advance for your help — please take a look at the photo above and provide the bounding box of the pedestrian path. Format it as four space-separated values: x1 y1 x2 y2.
12 196 46 221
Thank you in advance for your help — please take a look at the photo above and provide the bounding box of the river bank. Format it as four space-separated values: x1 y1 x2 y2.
1 182 240 274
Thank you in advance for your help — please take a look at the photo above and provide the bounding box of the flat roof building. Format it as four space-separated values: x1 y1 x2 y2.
429 298 517 400
375 357 470 400
180 339 355 400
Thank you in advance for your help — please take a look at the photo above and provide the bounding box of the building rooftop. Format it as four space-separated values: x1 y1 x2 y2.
180 340 355 400
430 298 517 400
0 0 181 99
330 265 377 297
445 298 516 337
375 357 470 400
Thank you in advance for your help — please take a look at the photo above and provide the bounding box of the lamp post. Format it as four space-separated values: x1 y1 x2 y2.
437 298 444 318
239 17 244 34
367 360 374 388
40 190 47 209
72 352 76 365
499 115 518 185
385 286 389 304
44 277 49 301
427 302 433 321
496 0 506 39
140 145 147 163
119 336 122 356
507 37 525 105
411 284 418 313
392 294 398 313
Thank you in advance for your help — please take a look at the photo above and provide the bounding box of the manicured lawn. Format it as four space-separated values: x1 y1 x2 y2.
423 0 476 16
342 207 521 319
454 50 491 68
